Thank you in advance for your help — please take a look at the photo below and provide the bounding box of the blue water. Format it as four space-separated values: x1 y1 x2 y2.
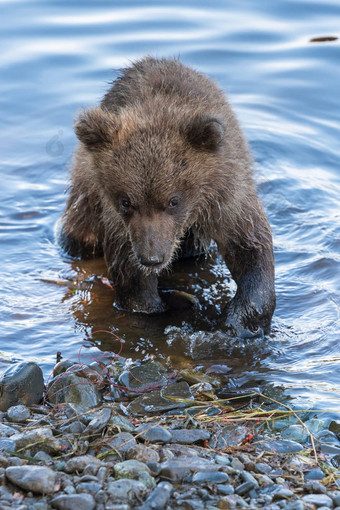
0 0 339 411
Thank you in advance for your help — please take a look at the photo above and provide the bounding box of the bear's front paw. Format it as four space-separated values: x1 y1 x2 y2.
114 290 166 314
221 297 270 339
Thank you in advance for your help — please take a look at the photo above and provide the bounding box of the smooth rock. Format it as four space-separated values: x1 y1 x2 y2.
136 423 172 443
6 404 30 423
240 471 259 489
127 444 160 463
285 502 305 510
85 407 111 434
119 361 168 393
160 456 219 483
192 471 229 484
107 479 147 502
108 411 135 433
65 455 103 473
5 465 56 494
258 439 304 454
281 424 309 443
137 481 173 510
255 462 272 474
11 426 61 455
76 481 102 494
47 373 101 409
305 418 326 435
107 432 136 453
114 459 151 478
301 493 333 507
0 423 16 437
304 480 327 494
332 454 340 469
209 425 248 449
127 381 193 415
170 429 210 444
51 493 95 510
0 362 44 411
217 484 234 495
33 451 53 463
305 467 325 480
329 420 340 437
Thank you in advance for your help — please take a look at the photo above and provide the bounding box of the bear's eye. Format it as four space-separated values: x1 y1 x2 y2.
120 198 131 210
168 197 179 208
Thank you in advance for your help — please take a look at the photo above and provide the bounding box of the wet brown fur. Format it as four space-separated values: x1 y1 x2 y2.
59 57 275 337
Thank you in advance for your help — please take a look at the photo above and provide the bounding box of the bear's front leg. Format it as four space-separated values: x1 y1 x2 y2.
113 269 165 314
222 241 276 338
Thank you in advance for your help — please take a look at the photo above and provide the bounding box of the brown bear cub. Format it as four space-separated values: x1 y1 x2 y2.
58 57 275 338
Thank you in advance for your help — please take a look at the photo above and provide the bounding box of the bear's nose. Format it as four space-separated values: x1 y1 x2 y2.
138 255 164 267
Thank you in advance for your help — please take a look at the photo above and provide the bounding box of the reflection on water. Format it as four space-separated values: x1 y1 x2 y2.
0 0 339 411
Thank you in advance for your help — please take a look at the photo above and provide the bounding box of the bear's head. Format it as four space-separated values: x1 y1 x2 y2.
74 106 225 272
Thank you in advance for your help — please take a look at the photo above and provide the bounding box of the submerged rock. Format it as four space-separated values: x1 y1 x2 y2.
119 361 169 393
0 362 44 411
128 381 193 415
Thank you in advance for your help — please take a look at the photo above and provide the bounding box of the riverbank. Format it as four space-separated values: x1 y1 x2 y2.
0 358 339 509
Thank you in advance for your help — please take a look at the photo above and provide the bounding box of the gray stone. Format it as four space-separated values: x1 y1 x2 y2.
107 479 147 502
305 467 325 480
60 420 86 434
332 454 340 469
304 480 327 494
272 488 294 500
209 425 248 449
76 481 102 494
281 424 309 443
0 362 44 411
107 432 136 453
160 456 219 483
65 455 103 473
33 451 53 463
284 502 305 510
6 404 30 423
114 459 151 478
215 454 230 466
0 438 15 451
217 484 234 495
192 471 229 484
119 361 168 393
127 444 160 463
108 411 135 433
127 381 193 415
0 423 16 437
11 426 62 455
258 439 304 454
137 481 173 510
5 465 56 494
255 462 272 474
170 429 210 444
301 493 333 507
305 418 326 435
240 471 259 489
85 407 111 434
47 373 101 409
51 494 95 510
136 423 172 443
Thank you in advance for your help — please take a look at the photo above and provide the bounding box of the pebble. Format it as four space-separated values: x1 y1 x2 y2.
107 432 136 453
136 423 172 443
6 404 30 423
5 465 56 494
137 481 173 510
10 426 62 455
51 493 96 510
301 493 334 507
65 455 103 474
127 381 193 415
85 407 112 434
170 428 210 444
281 424 309 443
127 444 160 463
107 479 147 502
192 471 230 484
258 439 304 454
305 467 326 480
209 424 248 449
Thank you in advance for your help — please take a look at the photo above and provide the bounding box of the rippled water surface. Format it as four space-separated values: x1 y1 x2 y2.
1 0 339 411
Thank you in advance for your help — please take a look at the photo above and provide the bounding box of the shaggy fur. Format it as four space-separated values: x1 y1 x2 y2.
59 57 275 337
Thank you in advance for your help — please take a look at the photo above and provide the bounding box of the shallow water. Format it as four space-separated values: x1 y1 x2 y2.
0 0 339 412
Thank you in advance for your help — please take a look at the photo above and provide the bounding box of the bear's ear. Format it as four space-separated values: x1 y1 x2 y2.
185 115 225 151
74 107 117 151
